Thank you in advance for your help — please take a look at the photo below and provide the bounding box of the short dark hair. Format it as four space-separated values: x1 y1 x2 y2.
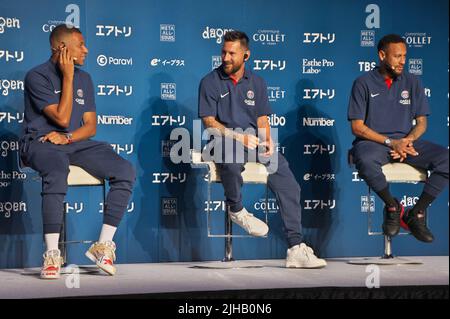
377 34 406 52
49 24 82 45
223 30 249 49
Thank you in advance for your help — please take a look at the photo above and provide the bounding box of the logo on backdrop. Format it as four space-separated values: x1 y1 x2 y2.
0 170 26 188
161 140 177 157
150 58 185 67
202 26 233 44
0 50 24 63
153 173 186 184
0 79 24 96
268 114 286 127
253 59 286 71
403 32 432 48
267 86 286 102
161 197 178 216
0 201 27 218
303 144 336 155
254 198 279 214
110 143 134 156
0 140 19 158
400 195 419 208
361 4 379 47
361 196 375 213
152 115 186 127
303 88 336 100
97 115 133 126
0 17 20 34
302 58 334 74
97 54 133 67
365 4 380 29
302 33 335 44
212 56 222 70
360 30 375 47
304 199 336 210
96 25 132 37
161 83 176 100
252 30 286 46
302 117 335 127
42 4 80 33
204 200 225 212
408 59 423 75
352 171 364 182
358 61 376 72
42 19 65 33
304 173 336 182
160 24 175 42
97 85 133 96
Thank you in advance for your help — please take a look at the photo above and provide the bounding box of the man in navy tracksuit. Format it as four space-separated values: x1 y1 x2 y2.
198 31 326 268
20 24 135 279
348 34 448 243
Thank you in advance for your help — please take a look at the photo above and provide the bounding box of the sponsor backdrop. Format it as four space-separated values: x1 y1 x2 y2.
0 0 448 268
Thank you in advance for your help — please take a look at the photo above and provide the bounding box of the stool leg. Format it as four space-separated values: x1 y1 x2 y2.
60 203 68 266
223 205 234 262
382 235 394 259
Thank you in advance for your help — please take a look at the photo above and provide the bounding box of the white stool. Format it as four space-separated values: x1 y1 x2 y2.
18 156 105 265
191 149 269 264
349 162 428 265
60 165 106 264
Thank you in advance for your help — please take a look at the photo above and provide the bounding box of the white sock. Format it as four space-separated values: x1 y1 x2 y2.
99 224 117 243
44 233 60 252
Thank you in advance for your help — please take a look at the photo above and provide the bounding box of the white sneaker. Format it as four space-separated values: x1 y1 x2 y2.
85 241 117 275
228 207 269 237
40 249 64 279
286 243 327 268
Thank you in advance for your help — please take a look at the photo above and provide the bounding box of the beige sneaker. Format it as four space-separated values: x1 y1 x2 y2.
40 249 64 279
229 207 269 237
286 243 327 268
85 241 117 275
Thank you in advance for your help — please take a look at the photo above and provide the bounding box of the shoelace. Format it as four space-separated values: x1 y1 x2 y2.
235 212 254 231
300 245 316 261
94 242 116 261
43 251 61 267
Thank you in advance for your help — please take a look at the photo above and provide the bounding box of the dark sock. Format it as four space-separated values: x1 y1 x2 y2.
376 187 397 208
411 192 435 215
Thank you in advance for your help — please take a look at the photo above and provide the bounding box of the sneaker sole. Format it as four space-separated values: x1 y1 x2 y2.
285 262 327 269
85 251 116 276
40 272 61 279
229 219 269 237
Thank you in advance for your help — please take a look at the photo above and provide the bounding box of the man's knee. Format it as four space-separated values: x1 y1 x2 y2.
41 165 70 193
218 163 244 176
116 159 136 185
435 150 449 176
354 152 383 173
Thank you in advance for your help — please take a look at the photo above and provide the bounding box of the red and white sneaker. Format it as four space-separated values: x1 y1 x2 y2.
40 249 64 279
85 241 116 275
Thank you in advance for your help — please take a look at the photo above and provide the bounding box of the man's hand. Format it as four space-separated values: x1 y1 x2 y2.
237 133 259 150
58 47 75 79
41 131 69 145
390 138 418 162
259 138 275 157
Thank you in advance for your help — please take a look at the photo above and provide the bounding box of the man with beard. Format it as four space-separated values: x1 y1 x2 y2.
348 34 448 243
198 31 326 268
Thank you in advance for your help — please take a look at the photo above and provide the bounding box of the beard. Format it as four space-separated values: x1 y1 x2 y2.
222 62 242 75
382 61 401 79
